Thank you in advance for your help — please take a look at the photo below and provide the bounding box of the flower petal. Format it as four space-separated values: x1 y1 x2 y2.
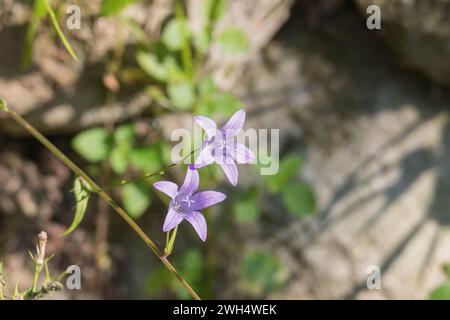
222 109 245 133
194 116 217 138
184 211 207 241
153 181 178 198
219 162 238 186
192 191 227 211
232 143 256 164
163 208 183 232
180 167 199 194
193 143 215 169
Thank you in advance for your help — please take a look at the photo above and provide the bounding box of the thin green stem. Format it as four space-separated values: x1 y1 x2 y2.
44 0 78 61
175 0 194 78
1 104 200 300
164 226 178 257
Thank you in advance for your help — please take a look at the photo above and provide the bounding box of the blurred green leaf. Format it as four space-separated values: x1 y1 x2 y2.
203 0 227 22
241 250 285 295
218 27 249 54
162 18 189 51
122 183 151 219
233 188 261 224
431 282 450 300
168 81 196 110
136 52 168 82
114 124 134 146
265 154 302 193
72 128 111 163
100 0 135 16
110 147 129 175
282 182 316 217
64 177 90 236
129 146 162 172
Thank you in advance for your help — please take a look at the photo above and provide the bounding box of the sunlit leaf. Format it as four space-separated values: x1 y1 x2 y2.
218 27 249 54
282 182 316 217
162 18 189 51
72 128 111 163
110 147 129 175
122 183 151 219
114 123 134 146
63 177 90 236
167 81 196 110
129 146 162 172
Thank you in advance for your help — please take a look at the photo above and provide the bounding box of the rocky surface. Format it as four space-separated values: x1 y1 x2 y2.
229 1 450 299
355 0 450 87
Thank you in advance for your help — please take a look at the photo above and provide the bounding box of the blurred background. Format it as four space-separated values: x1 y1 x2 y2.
1 0 450 299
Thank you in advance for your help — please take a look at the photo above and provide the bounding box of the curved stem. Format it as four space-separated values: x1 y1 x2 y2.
1 105 200 300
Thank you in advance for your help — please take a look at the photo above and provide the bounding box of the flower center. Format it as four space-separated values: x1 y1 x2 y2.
172 193 195 214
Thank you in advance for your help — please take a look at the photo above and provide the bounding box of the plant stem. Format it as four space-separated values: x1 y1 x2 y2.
44 0 78 61
1 105 200 300
175 0 194 78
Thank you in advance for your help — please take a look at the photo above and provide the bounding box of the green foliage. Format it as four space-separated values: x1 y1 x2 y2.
137 52 168 82
162 18 190 52
72 128 112 163
122 183 151 219
430 264 450 300
218 27 250 54
241 250 286 296
203 0 227 22
64 177 91 235
265 154 302 193
233 188 261 223
167 81 196 110
430 283 450 300
129 146 163 173
100 0 136 16
282 182 316 217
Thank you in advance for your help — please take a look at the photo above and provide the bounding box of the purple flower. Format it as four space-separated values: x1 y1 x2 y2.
193 109 256 186
153 168 226 241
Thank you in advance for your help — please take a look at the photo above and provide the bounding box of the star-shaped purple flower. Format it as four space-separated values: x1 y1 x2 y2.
193 109 256 186
153 168 226 241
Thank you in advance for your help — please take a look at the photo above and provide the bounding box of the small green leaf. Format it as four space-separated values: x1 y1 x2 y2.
203 0 227 22
198 80 242 117
233 188 261 224
122 183 151 219
162 18 189 51
431 282 450 300
72 128 111 163
167 81 196 110
100 0 136 16
114 124 134 146
110 147 129 175
136 52 168 82
265 154 302 193
129 146 162 173
64 177 90 236
282 182 316 217
218 27 250 54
